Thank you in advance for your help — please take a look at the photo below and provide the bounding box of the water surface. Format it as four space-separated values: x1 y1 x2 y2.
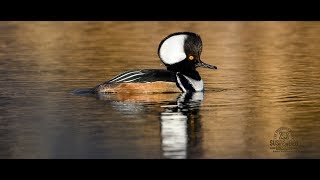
0 22 319 158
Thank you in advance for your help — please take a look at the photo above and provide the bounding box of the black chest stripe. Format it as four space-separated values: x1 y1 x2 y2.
176 73 196 92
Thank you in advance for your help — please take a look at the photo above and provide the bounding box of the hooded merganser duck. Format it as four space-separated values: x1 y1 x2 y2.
93 32 217 93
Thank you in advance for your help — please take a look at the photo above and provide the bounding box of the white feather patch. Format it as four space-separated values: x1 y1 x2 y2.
159 35 187 65
176 73 187 92
109 70 141 82
109 70 144 83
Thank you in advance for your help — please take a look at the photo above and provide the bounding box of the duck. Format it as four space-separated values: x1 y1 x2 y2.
93 32 217 93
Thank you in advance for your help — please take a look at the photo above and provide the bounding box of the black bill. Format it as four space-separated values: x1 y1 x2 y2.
196 60 217 69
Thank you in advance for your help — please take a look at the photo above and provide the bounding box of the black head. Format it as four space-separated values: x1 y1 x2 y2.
158 32 217 80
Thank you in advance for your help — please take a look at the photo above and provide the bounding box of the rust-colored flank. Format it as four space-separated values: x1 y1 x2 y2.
97 81 181 93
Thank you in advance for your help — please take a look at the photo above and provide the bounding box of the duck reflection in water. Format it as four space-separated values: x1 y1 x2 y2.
160 92 203 159
95 91 204 159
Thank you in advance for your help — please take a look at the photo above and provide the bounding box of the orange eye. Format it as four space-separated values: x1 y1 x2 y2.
189 55 194 60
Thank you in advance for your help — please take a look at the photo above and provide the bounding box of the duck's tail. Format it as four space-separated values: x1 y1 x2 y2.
72 88 95 95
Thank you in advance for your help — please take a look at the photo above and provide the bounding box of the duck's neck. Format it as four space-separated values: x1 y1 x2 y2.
166 62 201 81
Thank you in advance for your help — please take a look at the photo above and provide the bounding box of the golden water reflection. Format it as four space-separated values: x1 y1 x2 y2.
0 22 319 158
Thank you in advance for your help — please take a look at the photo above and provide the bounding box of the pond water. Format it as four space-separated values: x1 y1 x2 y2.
0 21 319 158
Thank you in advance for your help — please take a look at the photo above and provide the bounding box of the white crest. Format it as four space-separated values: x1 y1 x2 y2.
159 34 187 65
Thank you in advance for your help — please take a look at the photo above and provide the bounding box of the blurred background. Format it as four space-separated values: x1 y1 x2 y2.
0 21 319 158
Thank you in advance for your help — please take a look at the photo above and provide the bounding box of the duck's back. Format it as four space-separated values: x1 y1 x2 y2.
94 69 181 93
